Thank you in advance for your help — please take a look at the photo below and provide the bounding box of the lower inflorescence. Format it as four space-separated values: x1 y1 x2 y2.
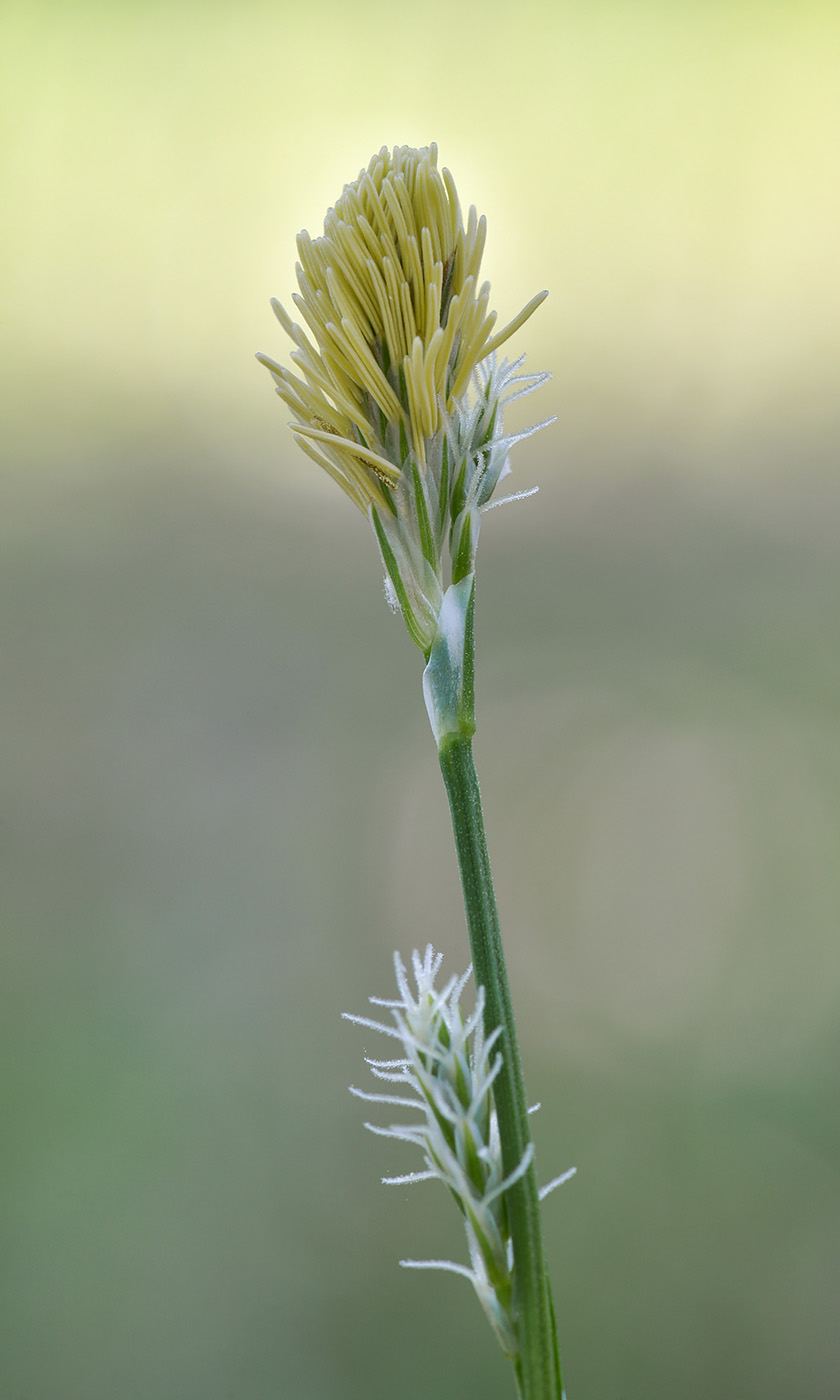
344 946 574 1360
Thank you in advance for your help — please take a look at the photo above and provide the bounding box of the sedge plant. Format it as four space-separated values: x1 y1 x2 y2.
258 143 573 1400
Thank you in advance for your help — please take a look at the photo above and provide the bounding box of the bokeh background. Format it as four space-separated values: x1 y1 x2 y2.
3 1 839 1397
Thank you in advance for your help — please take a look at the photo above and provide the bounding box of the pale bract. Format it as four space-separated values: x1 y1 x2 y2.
258 144 553 657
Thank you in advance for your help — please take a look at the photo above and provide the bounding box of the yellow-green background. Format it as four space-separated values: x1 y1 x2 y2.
2 1 839 1397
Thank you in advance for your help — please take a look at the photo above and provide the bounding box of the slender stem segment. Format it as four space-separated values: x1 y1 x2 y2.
438 733 564 1400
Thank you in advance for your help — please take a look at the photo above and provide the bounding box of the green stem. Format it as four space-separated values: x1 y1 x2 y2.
437 733 564 1400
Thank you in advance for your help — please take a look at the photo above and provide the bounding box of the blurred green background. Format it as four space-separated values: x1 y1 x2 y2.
2 1 839 1397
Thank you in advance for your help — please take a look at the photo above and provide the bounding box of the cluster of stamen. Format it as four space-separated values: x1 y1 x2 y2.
258 144 546 510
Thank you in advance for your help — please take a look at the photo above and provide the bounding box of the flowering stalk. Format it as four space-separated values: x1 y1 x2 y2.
437 733 565 1400
258 144 565 1399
